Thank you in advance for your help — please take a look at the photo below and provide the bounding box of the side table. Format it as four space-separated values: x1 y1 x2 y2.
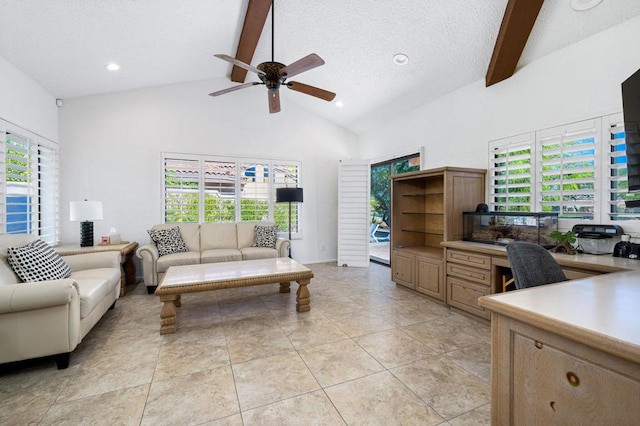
56 241 139 296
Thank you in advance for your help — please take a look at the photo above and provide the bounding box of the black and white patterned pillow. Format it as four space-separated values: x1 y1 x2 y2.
7 239 72 282
148 226 189 257
253 225 277 248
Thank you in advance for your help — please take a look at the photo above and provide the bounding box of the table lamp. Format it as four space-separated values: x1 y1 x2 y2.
70 200 103 247
276 187 303 258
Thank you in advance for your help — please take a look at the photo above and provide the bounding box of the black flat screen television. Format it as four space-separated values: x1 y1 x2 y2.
622 68 640 200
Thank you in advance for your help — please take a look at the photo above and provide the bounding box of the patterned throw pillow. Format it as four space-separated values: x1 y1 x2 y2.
148 226 189 257
7 239 72 282
253 225 277 248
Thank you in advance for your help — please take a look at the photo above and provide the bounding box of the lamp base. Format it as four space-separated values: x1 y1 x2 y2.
80 221 94 247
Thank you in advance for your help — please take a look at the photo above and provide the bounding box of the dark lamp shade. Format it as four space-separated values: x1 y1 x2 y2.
276 187 303 203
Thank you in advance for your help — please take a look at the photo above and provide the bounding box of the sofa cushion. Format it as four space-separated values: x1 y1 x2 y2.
156 251 201 273
240 247 279 260
70 268 120 319
200 223 238 250
7 239 72 282
148 227 189 257
201 249 243 264
253 225 277 248
237 221 275 249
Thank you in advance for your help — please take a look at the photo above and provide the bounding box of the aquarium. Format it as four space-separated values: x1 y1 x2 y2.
462 212 559 247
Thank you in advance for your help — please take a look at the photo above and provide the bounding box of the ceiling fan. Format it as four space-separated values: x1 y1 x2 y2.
209 0 336 113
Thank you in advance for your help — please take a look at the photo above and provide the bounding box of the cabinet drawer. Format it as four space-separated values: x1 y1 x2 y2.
446 263 491 286
446 250 491 270
447 277 490 319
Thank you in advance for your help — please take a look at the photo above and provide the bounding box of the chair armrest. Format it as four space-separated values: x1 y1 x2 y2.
136 244 159 287
0 280 79 314
275 238 290 257
63 251 121 272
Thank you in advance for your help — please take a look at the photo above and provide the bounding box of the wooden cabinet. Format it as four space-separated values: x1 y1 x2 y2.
390 167 486 302
445 249 492 319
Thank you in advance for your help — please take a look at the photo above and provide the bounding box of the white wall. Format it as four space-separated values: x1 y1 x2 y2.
0 55 59 142
359 15 640 171
58 78 357 264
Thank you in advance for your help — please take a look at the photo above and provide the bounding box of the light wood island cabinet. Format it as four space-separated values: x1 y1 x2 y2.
391 167 486 302
479 270 640 424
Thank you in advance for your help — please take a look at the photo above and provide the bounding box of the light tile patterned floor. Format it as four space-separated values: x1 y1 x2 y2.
0 262 491 425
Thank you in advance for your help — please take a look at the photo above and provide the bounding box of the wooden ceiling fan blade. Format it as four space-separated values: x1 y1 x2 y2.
287 81 336 102
280 53 325 79
214 54 265 76
268 89 281 113
209 82 261 97
231 0 272 83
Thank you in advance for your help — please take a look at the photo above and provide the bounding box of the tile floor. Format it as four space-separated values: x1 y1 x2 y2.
0 262 491 425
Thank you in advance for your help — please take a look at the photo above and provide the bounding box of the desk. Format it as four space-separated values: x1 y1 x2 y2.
478 271 640 424
56 241 139 296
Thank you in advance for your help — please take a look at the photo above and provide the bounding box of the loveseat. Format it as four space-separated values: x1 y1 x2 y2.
136 222 290 294
0 234 121 369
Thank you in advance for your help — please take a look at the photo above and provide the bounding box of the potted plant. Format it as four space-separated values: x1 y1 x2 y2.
550 230 577 255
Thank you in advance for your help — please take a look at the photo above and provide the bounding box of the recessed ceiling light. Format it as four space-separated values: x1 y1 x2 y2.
335 100 344 108
393 53 409 66
104 63 120 71
570 0 603 11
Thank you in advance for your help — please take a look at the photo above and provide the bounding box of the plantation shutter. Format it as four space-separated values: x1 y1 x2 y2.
204 158 236 222
537 119 598 220
273 162 302 235
489 132 534 212
337 160 370 267
240 161 270 221
163 155 200 222
605 114 640 220
0 125 60 244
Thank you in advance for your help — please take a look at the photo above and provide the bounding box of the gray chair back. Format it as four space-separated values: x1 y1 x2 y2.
506 241 568 290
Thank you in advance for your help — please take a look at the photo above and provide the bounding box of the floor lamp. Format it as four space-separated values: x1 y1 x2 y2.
276 187 303 258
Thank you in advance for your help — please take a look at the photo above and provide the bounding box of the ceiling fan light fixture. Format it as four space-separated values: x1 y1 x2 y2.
104 63 120 71
570 0 603 11
393 53 409 66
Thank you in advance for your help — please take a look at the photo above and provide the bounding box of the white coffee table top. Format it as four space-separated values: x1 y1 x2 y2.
160 257 312 289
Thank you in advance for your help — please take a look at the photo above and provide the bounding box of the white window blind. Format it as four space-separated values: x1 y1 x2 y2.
606 114 640 221
537 120 597 220
162 153 301 234
337 160 370 267
0 124 60 244
489 133 534 212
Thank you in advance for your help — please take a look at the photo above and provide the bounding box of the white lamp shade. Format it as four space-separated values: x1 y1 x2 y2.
70 201 103 221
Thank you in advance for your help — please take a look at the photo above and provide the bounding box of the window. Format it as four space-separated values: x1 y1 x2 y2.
488 114 639 227
0 124 60 244
162 153 302 235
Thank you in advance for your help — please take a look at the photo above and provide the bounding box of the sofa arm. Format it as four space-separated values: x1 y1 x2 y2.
275 238 291 258
0 279 79 314
136 243 159 287
63 251 121 272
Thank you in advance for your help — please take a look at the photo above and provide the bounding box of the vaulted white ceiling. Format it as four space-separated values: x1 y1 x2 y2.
1 0 640 134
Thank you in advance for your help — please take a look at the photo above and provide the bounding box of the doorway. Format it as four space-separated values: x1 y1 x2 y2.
370 153 421 264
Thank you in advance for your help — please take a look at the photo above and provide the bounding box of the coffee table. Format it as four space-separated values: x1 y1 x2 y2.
155 258 314 334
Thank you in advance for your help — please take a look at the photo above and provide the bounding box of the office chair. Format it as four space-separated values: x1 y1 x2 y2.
506 241 568 290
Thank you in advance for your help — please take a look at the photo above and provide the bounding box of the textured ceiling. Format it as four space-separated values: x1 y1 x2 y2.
1 0 640 134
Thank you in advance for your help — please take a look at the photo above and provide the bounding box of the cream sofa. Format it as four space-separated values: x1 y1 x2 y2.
136 222 290 294
0 234 121 369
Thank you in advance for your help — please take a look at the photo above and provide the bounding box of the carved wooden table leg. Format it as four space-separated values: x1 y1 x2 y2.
279 282 291 293
159 294 179 334
296 279 311 312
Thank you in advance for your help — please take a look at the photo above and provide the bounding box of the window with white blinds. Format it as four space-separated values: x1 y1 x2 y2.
537 120 597 220
606 114 640 221
489 133 534 212
489 113 640 226
0 125 60 244
162 153 301 234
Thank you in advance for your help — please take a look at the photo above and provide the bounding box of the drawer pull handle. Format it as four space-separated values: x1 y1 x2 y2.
534 341 543 349
566 372 580 387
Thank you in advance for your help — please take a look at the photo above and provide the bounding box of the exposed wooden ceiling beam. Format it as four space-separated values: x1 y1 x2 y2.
485 0 544 87
231 0 272 83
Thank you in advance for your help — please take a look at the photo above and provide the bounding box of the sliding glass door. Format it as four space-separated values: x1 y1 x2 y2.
370 153 420 264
